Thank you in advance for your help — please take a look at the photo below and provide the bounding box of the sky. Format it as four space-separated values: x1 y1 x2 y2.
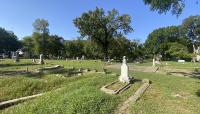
0 0 200 42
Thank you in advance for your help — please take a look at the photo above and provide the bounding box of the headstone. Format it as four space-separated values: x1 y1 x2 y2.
11 52 15 59
76 57 79 61
119 56 131 83
196 55 200 61
81 55 85 60
152 58 155 67
2 53 5 59
32 58 36 63
14 51 19 63
178 60 185 63
155 60 161 64
39 54 44 64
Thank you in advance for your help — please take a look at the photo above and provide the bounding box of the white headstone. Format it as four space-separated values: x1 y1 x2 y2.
2 53 5 59
14 51 20 63
119 56 131 83
32 58 36 63
196 55 200 61
39 54 44 64
81 55 85 60
76 57 79 60
152 58 155 67
178 60 185 63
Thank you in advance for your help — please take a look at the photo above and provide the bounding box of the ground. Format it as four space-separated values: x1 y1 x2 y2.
0 59 200 114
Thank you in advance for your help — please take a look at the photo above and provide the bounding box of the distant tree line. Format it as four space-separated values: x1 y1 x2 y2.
144 15 200 60
1 5 200 61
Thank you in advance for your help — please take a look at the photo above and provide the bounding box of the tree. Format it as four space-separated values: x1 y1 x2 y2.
73 7 133 60
167 42 190 59
32 18 49 55
181 15 200 53
144 26 183 59
22 36 34 58
32 18 49 34
64 39 84 58
0 27 21 54
48 35 64 57
143 0 185 16
83 40 102 59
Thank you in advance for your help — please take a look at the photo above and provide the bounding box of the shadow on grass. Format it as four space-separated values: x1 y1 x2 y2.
0 63 39 68
167 71 200 79
196 90 200 97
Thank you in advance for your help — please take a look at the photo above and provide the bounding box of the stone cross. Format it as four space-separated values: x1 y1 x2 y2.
119 56 131 83
39 54 44 65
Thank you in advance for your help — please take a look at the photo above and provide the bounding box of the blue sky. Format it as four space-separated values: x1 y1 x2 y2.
0 0 199 42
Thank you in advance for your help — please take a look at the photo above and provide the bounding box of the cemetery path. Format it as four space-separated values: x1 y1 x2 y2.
106 64 200 79
106 64 158 73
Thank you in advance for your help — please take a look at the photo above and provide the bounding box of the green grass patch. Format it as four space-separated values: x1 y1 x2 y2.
1 59 200 114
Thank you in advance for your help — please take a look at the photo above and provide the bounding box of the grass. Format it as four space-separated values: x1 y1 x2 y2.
106 81 128 90
1 73 141 114
129 60 200 72
1 59 200 114
0 74 68 102
0 59 104 102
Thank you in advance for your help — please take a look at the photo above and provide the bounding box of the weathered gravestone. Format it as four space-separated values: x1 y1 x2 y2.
196 55 200 61
32 58 36 63
119 56 131 83
39 54 44 65
81 55 85 60
14 51 20 63
178 60 185 63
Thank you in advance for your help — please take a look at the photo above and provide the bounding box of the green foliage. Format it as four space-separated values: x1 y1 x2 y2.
109 37 144 60
64 39 85 58
21 36 34 58
48 35 64 57
143 0 185 16
1 60 200 113
166 42 191 59
144 26 183 56
32 18 49 34
32 18 50 55
0 27 21 53
73 7 133 59
181 15 200 45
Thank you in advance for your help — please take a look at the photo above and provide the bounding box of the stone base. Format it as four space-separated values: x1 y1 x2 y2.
101 81 132 94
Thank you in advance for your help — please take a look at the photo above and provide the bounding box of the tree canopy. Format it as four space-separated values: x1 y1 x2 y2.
73 7 133 60
143 0 185 16
0 27 21 53
181 15 200 46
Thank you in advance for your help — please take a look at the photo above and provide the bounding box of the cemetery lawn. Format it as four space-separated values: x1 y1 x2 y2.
0 59 200 114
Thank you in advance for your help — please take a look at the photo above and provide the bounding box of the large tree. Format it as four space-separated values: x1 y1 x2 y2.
0 27 21 53
73 7 133 60
48 35 64 57
32 18 49 55
22 36 34 58
144 26 187 59
64 39 84 58
181 15 200 53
